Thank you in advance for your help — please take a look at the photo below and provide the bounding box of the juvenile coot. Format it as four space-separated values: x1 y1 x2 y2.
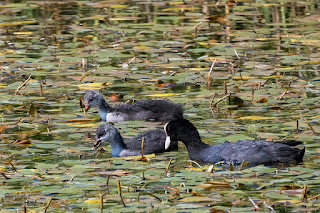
164 119 305 165
84 90 183 122
94 123 178 157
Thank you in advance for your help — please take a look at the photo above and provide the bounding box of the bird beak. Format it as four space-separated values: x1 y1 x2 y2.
84 103 90 114
93 139 102 150
165 136 171 150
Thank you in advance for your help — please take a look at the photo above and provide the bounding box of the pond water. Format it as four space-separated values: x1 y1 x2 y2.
0 0 320 212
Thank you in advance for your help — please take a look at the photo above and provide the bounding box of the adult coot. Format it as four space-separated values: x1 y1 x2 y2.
83 90 183 122
164 119 305 165
94 123 178 157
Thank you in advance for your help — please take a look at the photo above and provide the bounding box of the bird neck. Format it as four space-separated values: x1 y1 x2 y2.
109 131 128 157
179 132 210 158
98 97 110 120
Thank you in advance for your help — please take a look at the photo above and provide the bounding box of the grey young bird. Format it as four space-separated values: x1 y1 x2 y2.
84 90 183 122
94 123 178 157
164 119 305 166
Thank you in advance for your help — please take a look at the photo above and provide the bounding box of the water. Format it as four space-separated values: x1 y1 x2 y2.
0 0 319 212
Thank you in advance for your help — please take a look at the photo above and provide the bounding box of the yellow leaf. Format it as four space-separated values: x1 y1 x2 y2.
289 39 300 43
189 167 203 171
84 199 101 204
21 169 38 172
232 75 281 80
0 20 36 27
13 32 34 35
74 82 111 90
110 4 128 8
169 2 184 5
66 123 98 128
232 76 256 80
133 46 151 50
145 93 176 97
296 60 320 65
191 68 210 71
239 116 276 120
256 38 276 41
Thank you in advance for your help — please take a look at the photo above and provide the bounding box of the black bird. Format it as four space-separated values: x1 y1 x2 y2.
84 90 183 122
94 123 178 157
164 119 305 165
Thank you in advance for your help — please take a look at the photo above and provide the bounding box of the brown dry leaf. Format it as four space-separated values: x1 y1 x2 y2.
210 208 226 213
196 181 230 189
136 156 150 162
77 37 90 45
191 190 205 197
266 135 273 141
165 186 180 198
229 163 234 171
12 139 32 144
0 124 7 134
109 94 124 102
207 15 229 25
226 0 237 8
254 98 268 103
79 96 84 111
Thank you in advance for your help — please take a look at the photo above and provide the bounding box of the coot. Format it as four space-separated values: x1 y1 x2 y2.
94 123 178 157
84 90 183 122
164 119 305 165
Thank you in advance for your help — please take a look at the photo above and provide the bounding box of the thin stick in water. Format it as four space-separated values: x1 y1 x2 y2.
44 197 53 213
58 59 62 73
165 159 172 176
141 137 145 157
207 59 216 89
117 178 126 207
100 193 105 212
9 161 17 172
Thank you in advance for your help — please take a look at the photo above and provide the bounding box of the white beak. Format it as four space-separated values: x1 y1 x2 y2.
165 136 171 150
164 122 171 150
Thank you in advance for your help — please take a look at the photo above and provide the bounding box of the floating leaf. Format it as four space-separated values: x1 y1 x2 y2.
29 103 37 117
12 139 32 144
146 93 177 97
253 98 268 103
85 199 101 204
196 181 230 189
0 124 7 134
179 196 213 202
239 116 276 120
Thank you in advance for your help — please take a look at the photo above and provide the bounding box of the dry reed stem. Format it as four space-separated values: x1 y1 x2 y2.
207 59 216 89
165 159 172 176
44 197 53 213
15 74 32 95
